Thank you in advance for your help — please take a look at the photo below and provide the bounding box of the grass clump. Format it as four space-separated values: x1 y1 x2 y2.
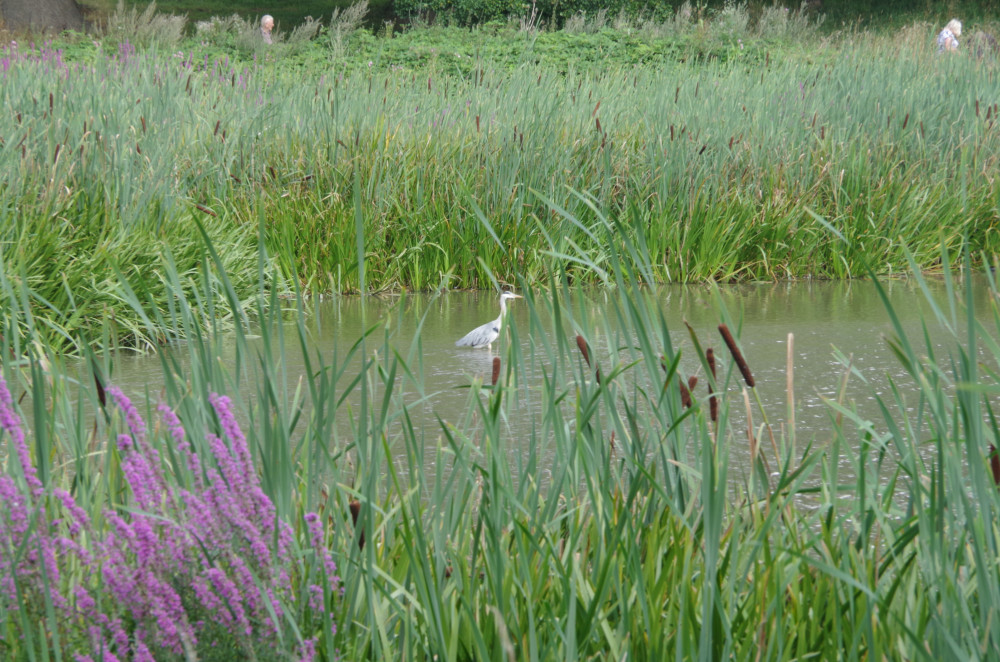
103 0 187 48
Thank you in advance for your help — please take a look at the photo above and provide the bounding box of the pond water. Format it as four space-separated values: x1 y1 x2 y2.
103 277 989 486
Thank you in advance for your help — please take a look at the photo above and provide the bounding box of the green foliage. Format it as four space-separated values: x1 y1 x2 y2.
5 221 1000 659
9 14 1000 350
394 0 527 25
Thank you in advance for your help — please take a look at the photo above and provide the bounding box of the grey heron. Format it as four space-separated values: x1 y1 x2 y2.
455 292 522 349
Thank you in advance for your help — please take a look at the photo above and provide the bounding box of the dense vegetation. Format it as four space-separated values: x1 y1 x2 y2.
3 3 1000 349
5 218 1000 659
117 0 1000 36
3 4 1000 661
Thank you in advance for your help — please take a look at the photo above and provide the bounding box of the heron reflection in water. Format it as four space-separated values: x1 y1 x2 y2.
455 292 522 350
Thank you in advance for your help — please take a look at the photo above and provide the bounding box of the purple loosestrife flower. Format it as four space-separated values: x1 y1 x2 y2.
1 376 341 656
107 386 147 444
0 377 42 496
298 637 318 662
54 488 90 535
305 512 338 581
158 402 201 485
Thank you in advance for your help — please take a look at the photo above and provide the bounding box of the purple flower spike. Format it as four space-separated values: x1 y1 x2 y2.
0 377 42 496
107 385 147 444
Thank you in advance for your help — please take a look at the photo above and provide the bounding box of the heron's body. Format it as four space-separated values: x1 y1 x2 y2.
455 292 521 349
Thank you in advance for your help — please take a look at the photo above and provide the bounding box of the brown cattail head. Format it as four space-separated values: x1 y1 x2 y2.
719 324 755 388
990 445 1000 486
706 347 716 382
609 430 615 452
491 356 501 386
349 500 365 550
93 370 106 409
679 380 692 409
576 335 591 367
194 203 217 217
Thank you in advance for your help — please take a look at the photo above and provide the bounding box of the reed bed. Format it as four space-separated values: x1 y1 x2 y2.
3 30 1000 346
3 208 1000 659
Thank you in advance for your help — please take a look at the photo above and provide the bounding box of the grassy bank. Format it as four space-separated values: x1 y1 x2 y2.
2 215 1000 658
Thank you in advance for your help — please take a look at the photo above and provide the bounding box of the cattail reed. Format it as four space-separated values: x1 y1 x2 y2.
991 445 1000 486
719 324 755 388
491 357 501 386
93 371 106 408
576 335 601 383
576 335 591 367
349 500 365 549
707 347 717 422
194 203 217 217
679 378 692 409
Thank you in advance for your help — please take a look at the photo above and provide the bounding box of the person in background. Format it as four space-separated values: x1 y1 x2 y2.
938 19 962 53
260 14 275 44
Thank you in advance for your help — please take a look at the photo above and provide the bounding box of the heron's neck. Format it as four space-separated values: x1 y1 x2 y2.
499 298 507 317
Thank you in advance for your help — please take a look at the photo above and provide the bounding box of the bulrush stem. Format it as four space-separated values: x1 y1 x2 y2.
719 324 754 387
491 357 501 386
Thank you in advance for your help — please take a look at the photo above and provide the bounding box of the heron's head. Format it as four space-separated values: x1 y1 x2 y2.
500 292 522 302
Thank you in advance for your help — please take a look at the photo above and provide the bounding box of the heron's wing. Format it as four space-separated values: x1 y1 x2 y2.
455 319 502 347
